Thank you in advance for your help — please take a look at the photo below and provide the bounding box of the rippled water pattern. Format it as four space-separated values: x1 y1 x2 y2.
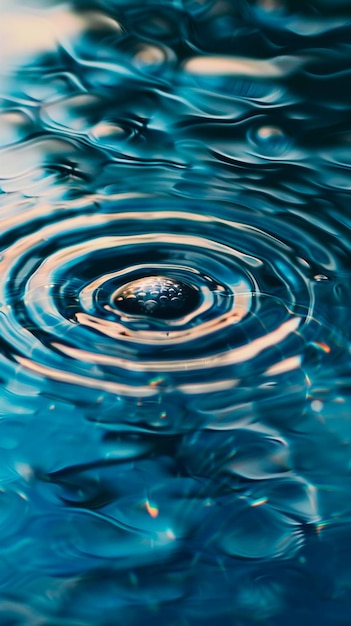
1 0 351 624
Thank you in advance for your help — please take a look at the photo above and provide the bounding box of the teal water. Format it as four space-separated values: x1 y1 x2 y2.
0 1 351 624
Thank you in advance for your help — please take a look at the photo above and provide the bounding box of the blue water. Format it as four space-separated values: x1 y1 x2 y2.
0 0 351 624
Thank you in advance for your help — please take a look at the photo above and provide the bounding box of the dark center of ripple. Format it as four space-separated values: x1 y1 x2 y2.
113 275 200 319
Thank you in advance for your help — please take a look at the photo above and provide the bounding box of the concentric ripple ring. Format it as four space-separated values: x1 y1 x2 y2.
0 200 326 400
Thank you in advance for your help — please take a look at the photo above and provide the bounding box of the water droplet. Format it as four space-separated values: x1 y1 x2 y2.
113 276 200 319
251 125 290 156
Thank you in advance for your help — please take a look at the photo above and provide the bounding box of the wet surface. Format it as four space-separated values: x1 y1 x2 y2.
0 0 351 624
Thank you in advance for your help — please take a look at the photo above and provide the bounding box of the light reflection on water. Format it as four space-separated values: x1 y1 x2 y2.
0 0 351 624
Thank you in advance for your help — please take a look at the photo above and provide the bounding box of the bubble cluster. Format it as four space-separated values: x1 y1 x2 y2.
113 275 200 318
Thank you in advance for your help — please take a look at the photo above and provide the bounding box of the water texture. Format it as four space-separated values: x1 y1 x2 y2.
0 0 351 624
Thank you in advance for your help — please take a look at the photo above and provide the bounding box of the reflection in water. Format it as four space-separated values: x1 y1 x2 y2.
0 0 351 623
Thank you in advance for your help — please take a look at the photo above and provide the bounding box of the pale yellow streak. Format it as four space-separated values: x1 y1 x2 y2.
51 317 300 373
75 292 250 345
263 355 301 376
0 6 123 65
16 356 158 397
178 379 239 394
183 55 305 78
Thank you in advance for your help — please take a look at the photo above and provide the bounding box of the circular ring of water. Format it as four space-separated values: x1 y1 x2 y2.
0 200 314 395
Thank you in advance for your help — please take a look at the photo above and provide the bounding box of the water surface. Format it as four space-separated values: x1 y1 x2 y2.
0 1 351 624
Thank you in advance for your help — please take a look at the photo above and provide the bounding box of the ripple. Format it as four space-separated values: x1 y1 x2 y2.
1 2 351 621
28 506 178 576
0 198 319 405
0 488 29 541
213 501 304 560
